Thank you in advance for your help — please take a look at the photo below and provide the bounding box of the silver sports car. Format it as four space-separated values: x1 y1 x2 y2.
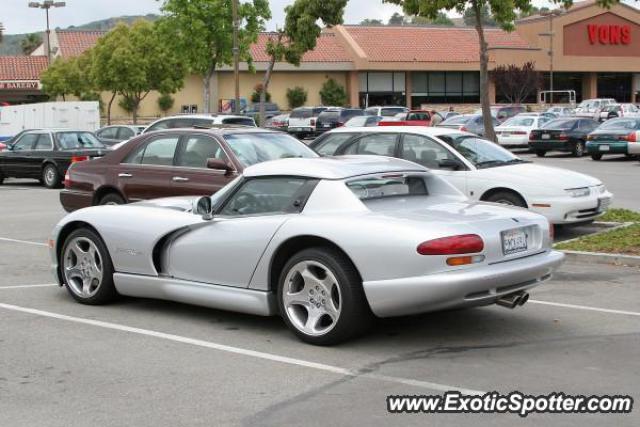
50 156 565 345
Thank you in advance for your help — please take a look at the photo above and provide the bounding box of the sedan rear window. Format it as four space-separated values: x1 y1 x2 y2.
542 119 576 130
599 118 640 130
221 117 256 126
347 175 428 200
55 132 104 149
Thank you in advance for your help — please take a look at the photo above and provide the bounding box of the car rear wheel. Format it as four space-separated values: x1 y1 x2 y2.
484 191 527 208
42 164 61 188
572 141 585 157
535 150 547 157
99 193 125 206
591 153 603 161
61 228 118 305
278 247 371 345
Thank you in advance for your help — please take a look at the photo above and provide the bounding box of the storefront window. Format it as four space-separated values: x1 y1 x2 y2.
597 73 632 102
359 72 406 107
411 71 479 105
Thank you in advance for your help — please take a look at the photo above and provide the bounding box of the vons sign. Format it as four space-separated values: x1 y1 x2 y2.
587 24 631 45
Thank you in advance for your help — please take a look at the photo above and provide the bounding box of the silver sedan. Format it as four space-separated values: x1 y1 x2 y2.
49 156 564 345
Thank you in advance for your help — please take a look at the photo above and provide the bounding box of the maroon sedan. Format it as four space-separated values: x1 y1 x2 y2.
60 127 317 212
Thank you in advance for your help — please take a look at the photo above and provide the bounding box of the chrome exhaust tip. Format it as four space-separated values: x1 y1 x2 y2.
495 291 529 309
518 292 530 306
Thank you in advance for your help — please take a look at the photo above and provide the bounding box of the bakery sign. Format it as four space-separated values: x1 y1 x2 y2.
0 80 41 90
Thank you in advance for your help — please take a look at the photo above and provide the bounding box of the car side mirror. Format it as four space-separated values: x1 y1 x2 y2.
206 158 233 174
438 158 462 170
193 196 213 221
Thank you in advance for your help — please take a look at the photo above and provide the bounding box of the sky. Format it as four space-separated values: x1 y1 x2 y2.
1 0 634 35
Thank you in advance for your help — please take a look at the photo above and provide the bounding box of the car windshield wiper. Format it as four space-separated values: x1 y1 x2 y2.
476 158 528 169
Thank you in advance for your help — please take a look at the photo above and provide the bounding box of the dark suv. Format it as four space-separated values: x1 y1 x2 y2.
315 109 364 135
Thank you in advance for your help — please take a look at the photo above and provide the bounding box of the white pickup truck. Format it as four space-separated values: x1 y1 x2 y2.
574 98 616 120
287 107 329 139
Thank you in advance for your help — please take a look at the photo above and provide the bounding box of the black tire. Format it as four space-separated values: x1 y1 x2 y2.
42 164 61 188
277 247 372 345
0 170 4 185
572 141 585 157
99 192 126 206
484 190 527 208
535 150 547 157
591 153 603 161
60 228 118 305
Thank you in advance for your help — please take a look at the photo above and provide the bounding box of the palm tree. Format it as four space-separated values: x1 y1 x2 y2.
21 33 42 55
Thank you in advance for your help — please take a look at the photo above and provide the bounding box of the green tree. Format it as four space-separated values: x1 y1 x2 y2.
388 12 405 25
158 93 175 115
251 83 271 103
40 55 92 101
463 5 496 26
287 86 307 109
0 22 4 43
408 12 454 26
20 33 42 55
319 78 347 106
359 18 384 25
159 0 270 113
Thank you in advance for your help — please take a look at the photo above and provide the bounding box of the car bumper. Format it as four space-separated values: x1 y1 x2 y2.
497 135 529 147
586 141 628 155
363 250 565 318
528 191 613 224
59 189 93 213
528 140 574 152
628 143 640 155
288 127 314 135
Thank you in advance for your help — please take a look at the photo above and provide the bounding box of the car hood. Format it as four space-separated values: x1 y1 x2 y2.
477 163 601 189
133 196 199 212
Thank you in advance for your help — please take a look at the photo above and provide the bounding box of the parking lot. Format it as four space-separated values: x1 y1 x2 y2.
0 150 639 426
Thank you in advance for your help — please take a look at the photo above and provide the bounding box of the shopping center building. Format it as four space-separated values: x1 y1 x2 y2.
0 0 639 119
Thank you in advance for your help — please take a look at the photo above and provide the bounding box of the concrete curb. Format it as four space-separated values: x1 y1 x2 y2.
561 250 640 267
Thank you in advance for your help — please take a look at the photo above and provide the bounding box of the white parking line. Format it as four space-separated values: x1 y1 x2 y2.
0 302 483 395
530 299 640 317
0 237 48 247
0 284 57 289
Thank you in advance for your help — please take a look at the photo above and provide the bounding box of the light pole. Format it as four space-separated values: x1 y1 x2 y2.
539 9 563 106
232 0 240 114
28 1 66 63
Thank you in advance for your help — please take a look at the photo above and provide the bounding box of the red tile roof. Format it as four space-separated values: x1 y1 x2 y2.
251 32 352 62
56 30 106 58
343 26 531 63
0 56 48 81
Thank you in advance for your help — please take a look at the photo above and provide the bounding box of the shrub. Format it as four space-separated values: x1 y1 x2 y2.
286 86 307 109
319 78 347 106
251 83 271 103
158 93 175 114
118 96 136 113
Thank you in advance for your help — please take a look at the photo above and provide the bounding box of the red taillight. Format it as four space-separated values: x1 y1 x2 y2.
513 131 527 135
64 170 71 188
310 118 316 127
71 156 89 163
529 133 536 141
625 132 637 142
558 133 569 141
336 122 344 127
460 126 468 132
417 234 484 255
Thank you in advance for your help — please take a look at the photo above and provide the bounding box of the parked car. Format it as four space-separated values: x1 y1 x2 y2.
597 103 640 122
315 108 364 134
0 142 6 152
59 128 317 212
0 129 106 188
495 114 552 148
475 105 527 123
309 126 612 225
264 113 289 131
575 98 616 119
529 117 600 157
287 107 328 139
364 106 409 117
379 110 432 127
586 117 640 160
627 132 640 156
344 115 384 127
50 155 564 345
545 106 575 116
243 103 281 123
96 125 145 147
432 111 460 126
437 114 498 137
143 114 256 134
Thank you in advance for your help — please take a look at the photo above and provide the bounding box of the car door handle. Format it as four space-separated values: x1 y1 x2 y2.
118 173 132 178
172 176 189 182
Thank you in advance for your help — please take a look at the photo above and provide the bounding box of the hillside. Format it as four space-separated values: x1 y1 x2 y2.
0 14 159 56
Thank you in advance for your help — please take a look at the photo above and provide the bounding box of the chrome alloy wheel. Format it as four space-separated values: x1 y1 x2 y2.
494 199 515 206
44 167 56 186
63 237 104 298
282 260 342 337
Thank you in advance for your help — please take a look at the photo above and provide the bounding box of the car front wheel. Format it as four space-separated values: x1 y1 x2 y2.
572 141 585 157
484 191 527 208
42 164 61 188
61 228 118 305
278 247 371 345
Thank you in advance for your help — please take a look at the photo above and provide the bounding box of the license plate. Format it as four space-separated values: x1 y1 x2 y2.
542 134 550 140
322 124 331 128
502 132 510 137
501 229 528 255
599 145 610 151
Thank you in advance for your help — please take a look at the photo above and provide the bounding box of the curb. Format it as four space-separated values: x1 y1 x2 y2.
560 250 640 267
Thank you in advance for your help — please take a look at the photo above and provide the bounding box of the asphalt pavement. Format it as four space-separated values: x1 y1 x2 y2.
0 179 639 427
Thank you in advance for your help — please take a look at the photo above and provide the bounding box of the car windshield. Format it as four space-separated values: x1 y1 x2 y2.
542 119 576 130
599 118 640 130
290 108 312 119
502 117 535 127
223 133 317 166
438 134 526 169
345 117 367 127
441 115 471 125
55 132 104 149
347 175 428 200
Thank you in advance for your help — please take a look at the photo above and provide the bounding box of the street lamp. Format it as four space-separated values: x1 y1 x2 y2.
231 0 240 114
28 1 66 63
539 9 563 106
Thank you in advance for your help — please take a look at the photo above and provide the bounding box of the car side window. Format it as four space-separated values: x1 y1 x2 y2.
344 134 398 156
12 134 38 151
125 136 180 165
99 127 119 139
314 133 356 156
34 134 53 150
401 134 456 169
219 177 311 216
146 119 175 133
118 127 135 140
176 135 227 168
